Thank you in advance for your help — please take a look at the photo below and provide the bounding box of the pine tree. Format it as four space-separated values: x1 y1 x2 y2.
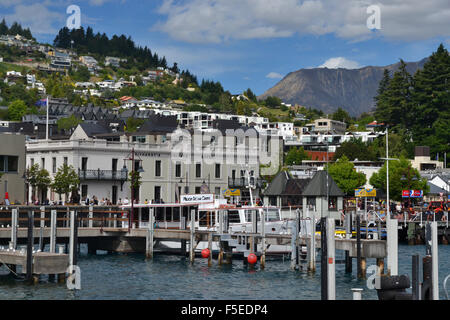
410 43 450 159
374 69 391 123
0 19 8 35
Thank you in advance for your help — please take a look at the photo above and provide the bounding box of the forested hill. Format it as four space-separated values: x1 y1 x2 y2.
53 26 198 85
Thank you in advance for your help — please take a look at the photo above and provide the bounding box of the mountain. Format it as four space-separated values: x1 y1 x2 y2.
258 58 428 116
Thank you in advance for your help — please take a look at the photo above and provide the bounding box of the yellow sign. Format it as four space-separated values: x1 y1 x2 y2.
355 189 376 197
223 189 241 197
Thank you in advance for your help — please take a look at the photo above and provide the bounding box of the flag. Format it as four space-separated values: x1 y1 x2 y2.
35 99 47 107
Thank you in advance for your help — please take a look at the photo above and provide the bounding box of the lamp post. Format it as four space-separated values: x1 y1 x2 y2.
123 147 144 230
379 126 398 219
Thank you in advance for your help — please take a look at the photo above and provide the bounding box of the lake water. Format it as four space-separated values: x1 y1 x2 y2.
0 244 449 300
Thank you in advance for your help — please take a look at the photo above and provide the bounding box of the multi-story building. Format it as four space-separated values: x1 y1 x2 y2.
25 117 281 205
0 133 26 205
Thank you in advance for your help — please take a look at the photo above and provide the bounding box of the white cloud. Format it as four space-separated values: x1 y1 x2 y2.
155 0 450 43
318 57 361 69
266 72 284 79
4 3 64 35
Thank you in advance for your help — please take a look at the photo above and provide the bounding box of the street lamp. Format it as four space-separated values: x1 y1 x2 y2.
123 147 144 230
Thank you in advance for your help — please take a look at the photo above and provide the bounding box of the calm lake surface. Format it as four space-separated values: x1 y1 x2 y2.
0 244 449 300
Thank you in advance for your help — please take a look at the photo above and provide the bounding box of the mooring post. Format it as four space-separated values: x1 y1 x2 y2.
50 210 57 253
386 217 398 276
207 232 212 267
113 214 117 228
190 209 195 264
327 218 336 300
69 211 76 268
430 222 439 300
307 214 316 273
88 205 93 228
320 217 328 300
26 210 34 283
146 208 154 259
352 288 363 300
218 242 224 265
290 222 298 270
412 254 420 300
260 208 266 269
376 258 384 276
357 214 362 278
11 208 18 250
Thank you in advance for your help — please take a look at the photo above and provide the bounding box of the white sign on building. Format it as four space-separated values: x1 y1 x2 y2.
180 194 214 204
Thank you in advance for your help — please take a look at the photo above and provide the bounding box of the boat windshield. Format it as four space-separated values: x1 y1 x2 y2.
263 208 281 221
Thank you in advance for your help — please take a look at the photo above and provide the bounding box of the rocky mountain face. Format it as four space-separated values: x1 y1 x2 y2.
258 58 427 116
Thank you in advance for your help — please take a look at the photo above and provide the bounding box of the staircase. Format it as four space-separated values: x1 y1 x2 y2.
218 233 257 258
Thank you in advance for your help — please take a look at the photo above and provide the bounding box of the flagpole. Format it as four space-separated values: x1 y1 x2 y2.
46 96 49 141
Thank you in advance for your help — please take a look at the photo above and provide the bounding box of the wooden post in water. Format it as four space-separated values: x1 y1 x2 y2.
190 209 195 264
260 209 266 269
376 258 384 276
88 206 93 228
207 232 212 267
290 222 298 270
307 211 316 273
146 208 155 259
26 210 34 283
430 222 439 300
327 218 336 300
320 217 328 300
39 206 45 251
180 215 186 256
345 212 352 273
11 208 18 250
356 214 362 279
361 257 367 279
218 242 224 266
412 254 420 300
386 217 398 276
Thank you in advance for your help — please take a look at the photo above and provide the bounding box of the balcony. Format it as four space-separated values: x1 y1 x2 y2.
228 177 265 189
78 169 127 181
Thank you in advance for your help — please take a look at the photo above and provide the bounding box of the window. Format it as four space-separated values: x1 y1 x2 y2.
215 163 221 179
63 157 68 166
132 136 146 143
30 158 34 166
81 157 88 171
112 159 118 172
195 163 201 178
175 163 181 178
215 187 221 195
81 185 88 199
0 156 18 173
52 157 57 173
195 186 201 194
155 160 161 177
154 186 161 201
41 158 45 169
228 210 241 223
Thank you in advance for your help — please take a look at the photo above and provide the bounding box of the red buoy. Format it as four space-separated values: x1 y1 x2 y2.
247 253 257 264
201 248 210 258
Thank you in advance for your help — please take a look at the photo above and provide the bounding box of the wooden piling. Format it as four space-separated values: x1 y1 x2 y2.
320 217 327 300
207 232 212 267
356 214 362 279
307 213 316 273
412 254 420 300
11 208 18 250
290 222 298 270
39 207 45 251
189 209 195 264
376 258 384 276
326 218 336 300
361 257 367 279
146 208 154 259
26 210 34 283
50 210 57 253
218 242 223 265
345 251 352 273
260 209 266 269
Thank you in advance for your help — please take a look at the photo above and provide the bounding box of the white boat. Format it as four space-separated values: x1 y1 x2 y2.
120 197 305 256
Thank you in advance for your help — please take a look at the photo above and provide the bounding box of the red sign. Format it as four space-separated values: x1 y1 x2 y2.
402 190 410 197
328 257 334 264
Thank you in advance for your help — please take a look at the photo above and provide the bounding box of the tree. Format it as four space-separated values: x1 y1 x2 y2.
326 155 366 195
265 96 282 108
51 164 80 202
285 147 311 165
369 157 429 201
125 117 145 132
7 99 28 121
57 115 82 132
331 107 352 124
333 138 377 161
26 164 52 203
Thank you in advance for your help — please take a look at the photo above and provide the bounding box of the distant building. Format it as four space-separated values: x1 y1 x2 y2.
411 146 444 172
306 118 347 135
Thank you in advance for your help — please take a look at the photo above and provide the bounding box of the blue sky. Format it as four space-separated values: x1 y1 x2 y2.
1 0 449 96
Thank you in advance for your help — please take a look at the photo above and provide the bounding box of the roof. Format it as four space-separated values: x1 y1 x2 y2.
263 171 311 196
302 170 345 197
137 114 178 134
427 182 448 195
79 122 111 137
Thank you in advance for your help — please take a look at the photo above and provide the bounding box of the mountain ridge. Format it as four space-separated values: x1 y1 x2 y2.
258 58 428 116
